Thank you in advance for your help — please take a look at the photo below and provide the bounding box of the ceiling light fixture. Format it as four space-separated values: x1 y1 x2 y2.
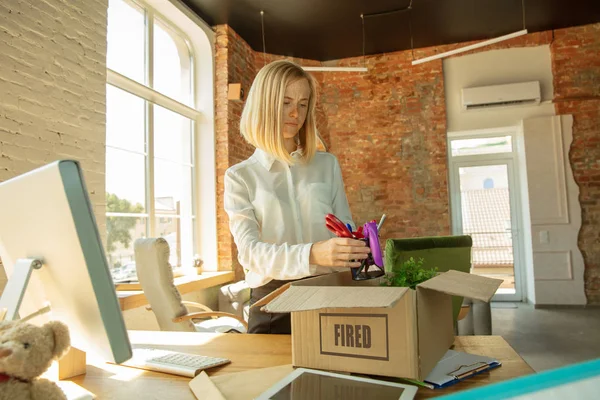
302 66 368 72
411 29 528 65
411 0 528 65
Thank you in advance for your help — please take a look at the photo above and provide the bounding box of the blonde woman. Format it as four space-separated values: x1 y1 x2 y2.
224 60 369 334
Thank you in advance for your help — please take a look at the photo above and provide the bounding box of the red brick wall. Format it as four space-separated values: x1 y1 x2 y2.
315 54 450 239
312 31 553 242
216 24 600 304
214 26 256 278
552 24 600 304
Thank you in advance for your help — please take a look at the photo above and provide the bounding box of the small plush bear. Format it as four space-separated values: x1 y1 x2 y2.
0 319 71 400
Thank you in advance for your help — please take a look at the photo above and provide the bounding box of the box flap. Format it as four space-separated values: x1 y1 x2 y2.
417 270 502 302
262 286 409 313
416 286 454 379
250 282 293 309
250 271 384 311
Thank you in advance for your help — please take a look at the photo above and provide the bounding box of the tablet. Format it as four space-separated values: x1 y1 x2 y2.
255 368 418 400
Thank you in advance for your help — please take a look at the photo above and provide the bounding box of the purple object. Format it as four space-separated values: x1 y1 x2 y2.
363 221 384 267
349 221 385 281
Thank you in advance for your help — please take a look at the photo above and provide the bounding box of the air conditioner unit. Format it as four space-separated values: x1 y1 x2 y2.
461 81 541 111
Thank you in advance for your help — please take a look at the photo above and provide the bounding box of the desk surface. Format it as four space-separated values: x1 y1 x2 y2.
68 331 534 399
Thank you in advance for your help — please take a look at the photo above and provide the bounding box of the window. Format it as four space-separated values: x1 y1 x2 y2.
106 0 198 281
450 136 512 157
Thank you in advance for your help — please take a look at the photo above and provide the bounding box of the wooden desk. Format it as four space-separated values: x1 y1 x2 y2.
68 332 534 399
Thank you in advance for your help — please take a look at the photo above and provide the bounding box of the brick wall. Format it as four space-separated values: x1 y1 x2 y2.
215 26 256 279
0 0 108 287
315 54 450 240
315 32 556 238
0 0 108 228
552 24 600 304
216 24 600 303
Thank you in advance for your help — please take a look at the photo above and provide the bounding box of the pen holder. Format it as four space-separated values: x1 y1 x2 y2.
350 221 384 281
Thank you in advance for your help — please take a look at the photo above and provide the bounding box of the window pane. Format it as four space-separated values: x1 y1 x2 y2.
154 105 192 164
459 164 515 293
156 217 178 267
154 159 194 268
155 217 194 269
107 0 145 84
154 160 193 216
106 147 146 211
106 85 145 153
451 136 512 157
107 216 147 280
153 18 192 105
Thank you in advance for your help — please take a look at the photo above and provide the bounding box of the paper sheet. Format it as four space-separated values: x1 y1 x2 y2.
189 364 294 400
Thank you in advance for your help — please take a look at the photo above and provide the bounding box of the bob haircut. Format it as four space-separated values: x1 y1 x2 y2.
240 60 320 165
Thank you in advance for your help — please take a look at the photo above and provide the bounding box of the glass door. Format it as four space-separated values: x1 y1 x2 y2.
448 132 525 301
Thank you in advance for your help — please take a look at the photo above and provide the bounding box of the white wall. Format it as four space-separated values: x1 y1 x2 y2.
444 46 556 132
0 0 109 290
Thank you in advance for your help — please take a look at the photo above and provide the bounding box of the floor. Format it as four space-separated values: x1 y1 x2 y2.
491 302 600 372
473 266 515 289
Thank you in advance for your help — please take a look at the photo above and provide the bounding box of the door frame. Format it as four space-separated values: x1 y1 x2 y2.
447 127 528 302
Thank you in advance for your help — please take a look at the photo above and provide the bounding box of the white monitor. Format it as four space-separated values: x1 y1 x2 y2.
0 160 132 363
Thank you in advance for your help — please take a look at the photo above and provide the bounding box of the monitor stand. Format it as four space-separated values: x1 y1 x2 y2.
0 258 43 321
52 347 87 380
0 258 87 380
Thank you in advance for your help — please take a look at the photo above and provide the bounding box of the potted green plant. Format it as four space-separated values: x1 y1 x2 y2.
380 257 438 289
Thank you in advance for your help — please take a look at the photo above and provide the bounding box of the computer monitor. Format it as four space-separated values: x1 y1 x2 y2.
0 160 132 364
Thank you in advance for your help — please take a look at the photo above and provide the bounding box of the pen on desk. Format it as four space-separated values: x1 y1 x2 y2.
377 214 386 231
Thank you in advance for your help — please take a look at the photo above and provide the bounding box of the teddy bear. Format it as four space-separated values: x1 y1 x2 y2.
0 319 71 400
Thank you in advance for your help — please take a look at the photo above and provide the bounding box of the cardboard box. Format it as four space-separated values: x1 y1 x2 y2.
254 270 502 380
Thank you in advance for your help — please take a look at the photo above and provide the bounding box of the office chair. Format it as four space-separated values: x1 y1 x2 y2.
134 238 248 333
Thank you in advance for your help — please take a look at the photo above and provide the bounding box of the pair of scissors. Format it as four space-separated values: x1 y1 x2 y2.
325 214 354 238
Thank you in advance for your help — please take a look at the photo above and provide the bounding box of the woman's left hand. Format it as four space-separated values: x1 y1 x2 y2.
309 237 371 268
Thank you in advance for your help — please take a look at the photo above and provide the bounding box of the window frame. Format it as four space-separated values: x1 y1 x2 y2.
106 0 203 274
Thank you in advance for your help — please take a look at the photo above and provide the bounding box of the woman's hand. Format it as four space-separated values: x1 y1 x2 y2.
309 238 371 268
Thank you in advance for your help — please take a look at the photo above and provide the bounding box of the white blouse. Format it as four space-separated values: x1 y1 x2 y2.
224 148 355 288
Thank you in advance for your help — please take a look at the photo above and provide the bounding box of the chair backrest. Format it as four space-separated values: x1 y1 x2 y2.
134 238 195 332
384 235 473 322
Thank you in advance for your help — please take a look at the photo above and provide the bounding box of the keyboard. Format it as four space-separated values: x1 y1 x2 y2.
122 347 231 377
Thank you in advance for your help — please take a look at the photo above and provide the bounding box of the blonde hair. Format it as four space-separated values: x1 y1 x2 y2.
240 60 320 165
